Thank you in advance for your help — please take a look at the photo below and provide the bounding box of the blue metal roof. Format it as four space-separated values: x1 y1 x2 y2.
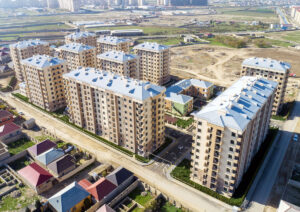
48 182 90 212
133 42 169 52
10 39 49 49
63 67 166 101
65 31 96 39
165 92 193 104
36 148 65 165
21 55 65 69
58 43 95 53
97 36 130 45
192 77 277 131
97 51 137 63
242 57 290 73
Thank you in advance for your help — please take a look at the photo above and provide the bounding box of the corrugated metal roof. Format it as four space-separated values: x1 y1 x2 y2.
242 57 290 73
21 55 65 69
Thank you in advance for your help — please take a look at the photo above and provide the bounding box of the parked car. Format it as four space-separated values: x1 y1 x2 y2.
178 145 183 150
293 134 298 142
18 112 24 116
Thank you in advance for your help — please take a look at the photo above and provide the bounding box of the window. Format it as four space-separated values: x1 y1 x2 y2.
230 140 234 145
229 147 233 152
231 132 236 137
228 154 232 159
227 161 231 166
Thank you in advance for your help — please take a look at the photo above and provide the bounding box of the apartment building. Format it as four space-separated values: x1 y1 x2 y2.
241 57 290 114
21 55 67 112
133 42 170 86
63 67 166 157
10 40 50 82
58 43 97 71
57 0 80 12
97 36 130 54
65 31 97 47
190 76 277 197
97 51 139 79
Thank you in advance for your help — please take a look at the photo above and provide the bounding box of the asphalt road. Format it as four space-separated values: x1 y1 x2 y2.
247 92 300 212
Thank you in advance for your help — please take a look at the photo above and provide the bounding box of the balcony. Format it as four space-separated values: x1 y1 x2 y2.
205 148 211 154
206 141 211 147
204 162 209 167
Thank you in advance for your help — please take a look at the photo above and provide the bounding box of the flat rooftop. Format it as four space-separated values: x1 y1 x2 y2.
242 57 291 73
58 43 95 53
10 39 49 49
97 51 137 63
63 67 166 101
21 55 65 69
192 76 277 131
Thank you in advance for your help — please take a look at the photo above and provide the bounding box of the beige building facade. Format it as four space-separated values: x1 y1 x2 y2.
97 51 139 79
65 31 97 47
190 77 277 197
21 55 67 112
97 36 130 54
63 67 166 157
58 43 97 71
10 40 50 82
133 42 170 86
241 57 290 114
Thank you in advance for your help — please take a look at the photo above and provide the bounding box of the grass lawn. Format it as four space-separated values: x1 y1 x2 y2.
8 157 31 171
0 23 71 33
161 202 183 212
205 37 234 48
0 186 40 211
262 38 292 47
128 188 154 206
7 138 35 155
34 135 56 142
176 118 194 129
282 31 300 43
220 8 275 17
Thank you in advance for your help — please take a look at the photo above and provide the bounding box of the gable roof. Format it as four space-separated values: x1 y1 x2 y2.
97 51 137 63
106 167 133 186
165 92 193 104
0 110 13 119
133 42 169 52
79 178 116 201
65 31 96 40
0 122 20 137
96 205 115 212
10 39 49 49
18 162 53 187
27 139 57 157
48 182 90 212
97 36 130 45
58 43 95 53
36 148 64 165
47 154 75 175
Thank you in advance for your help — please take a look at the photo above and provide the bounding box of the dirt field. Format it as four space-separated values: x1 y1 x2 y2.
0 76 12 89
170 44 300 87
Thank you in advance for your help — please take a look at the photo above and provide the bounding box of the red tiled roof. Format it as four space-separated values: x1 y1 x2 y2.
0 122 20 137
0 110 13 119
81 178 117 201
78 179 92 189
18 163 53 187
96 205 115 212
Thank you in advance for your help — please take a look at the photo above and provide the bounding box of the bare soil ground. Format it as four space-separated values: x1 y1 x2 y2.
0 76 12 89
170 45 300 87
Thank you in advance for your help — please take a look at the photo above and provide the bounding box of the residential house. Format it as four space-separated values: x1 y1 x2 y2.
18 163 54 194
47 154 76 177
0 110 13 126
96 204 115 212
48 182 91 212
106 166 134 195
36 148 64 166
27 139 57 157
0 142 10 161
0 122 22 144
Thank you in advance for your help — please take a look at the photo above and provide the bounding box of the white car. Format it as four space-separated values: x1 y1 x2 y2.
178 145 184 150
293 134 298 142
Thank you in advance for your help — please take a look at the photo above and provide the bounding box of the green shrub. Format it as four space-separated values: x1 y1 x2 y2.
214 35 247 48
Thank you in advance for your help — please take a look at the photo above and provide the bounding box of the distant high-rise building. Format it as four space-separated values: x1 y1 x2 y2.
47 0 59 8
133 42 170 86
97 36 130 54
58 43 97 71
190 76 277 197
138 0 145 6
58 0 81 12
169 0 207 6
65 31 97 47
241 57 290 115
97 51 139 79
21 55 67 112
63 67 166 157
10 40 50 82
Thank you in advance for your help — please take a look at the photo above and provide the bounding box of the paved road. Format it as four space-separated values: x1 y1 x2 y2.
3 93 232 212
247 92 300 212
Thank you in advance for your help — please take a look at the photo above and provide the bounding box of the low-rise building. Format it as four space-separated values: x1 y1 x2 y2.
65 31 97 47
0 122 22 144
165 92 193 116
97 36 130 54
0 110 14 126
27 139 57 157
97 51 139 79
21 55 67 112
48 182 91 212
190 76 277 197
58 43 97 71
241 57 290 114
110 29 143 36
96 205 115 212
47 154 76 177
36 148 65 166
0 142 10 161
18 162 54 194
63 67 166 157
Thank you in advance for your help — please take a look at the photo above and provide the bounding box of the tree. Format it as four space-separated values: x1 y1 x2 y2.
83 198 92 210
25 207 31 212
